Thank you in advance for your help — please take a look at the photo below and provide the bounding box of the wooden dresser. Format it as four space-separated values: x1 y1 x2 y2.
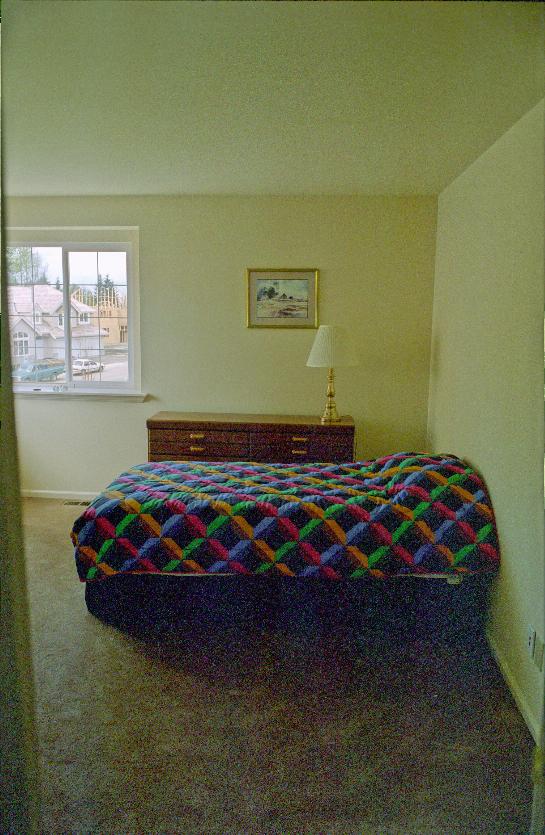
147 412 355 464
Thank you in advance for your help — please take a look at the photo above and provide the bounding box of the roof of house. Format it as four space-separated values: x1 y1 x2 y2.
13 317 65 339
7 284 95 316
8 285 106 339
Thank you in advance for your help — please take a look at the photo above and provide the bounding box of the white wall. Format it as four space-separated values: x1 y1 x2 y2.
427 101 545 739
8 195 437 496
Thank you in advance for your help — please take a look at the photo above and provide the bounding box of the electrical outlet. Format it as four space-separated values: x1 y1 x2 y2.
533 635 544 672
527 627 536 658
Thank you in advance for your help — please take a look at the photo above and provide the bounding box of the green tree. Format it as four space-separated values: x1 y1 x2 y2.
6 247 49 285
97 274 118 304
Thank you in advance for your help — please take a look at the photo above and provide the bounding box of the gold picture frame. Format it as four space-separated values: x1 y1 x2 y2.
246 268 319 328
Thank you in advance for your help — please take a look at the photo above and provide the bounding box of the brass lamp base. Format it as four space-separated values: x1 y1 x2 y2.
321 367 342 424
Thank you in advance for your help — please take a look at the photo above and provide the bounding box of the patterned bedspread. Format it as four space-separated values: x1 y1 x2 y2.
72 452 500 582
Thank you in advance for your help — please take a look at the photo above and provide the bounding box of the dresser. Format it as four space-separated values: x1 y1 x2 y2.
147 412 355 464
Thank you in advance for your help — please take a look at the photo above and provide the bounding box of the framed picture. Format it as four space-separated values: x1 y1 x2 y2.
246 268 319 328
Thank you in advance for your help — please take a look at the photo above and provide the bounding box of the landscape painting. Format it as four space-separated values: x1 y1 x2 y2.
247 269 319 328
256 278 309 319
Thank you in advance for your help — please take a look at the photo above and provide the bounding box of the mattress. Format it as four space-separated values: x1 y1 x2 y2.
72 452 500 582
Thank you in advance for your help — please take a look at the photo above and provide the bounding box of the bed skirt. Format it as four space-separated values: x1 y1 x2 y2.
84 573 494 644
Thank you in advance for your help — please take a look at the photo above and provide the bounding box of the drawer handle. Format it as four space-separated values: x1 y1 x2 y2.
189 433 205 439
292 436 308 442
190 445 205 453
291 449 307 455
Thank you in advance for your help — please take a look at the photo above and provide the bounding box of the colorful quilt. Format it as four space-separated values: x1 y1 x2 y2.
72 452 500 582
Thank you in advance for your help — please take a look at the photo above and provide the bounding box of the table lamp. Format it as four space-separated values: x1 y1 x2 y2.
306 324 358 423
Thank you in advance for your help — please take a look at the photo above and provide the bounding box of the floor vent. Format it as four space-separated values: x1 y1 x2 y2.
64 500 89 506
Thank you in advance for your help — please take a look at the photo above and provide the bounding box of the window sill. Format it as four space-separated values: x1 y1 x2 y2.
14 389 148 402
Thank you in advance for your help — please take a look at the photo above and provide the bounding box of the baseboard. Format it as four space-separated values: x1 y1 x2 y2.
486 628 541 744
21 489 98 501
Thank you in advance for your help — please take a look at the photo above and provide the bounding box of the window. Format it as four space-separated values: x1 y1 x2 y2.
7 229 140 395
13 331 29 357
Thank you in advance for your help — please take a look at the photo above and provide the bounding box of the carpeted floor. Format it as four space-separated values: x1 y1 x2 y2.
23 498 533 834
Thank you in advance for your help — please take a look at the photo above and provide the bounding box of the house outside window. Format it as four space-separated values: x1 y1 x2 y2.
7 228 141 395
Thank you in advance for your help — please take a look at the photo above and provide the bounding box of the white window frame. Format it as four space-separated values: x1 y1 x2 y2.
13 331 30 357
7 227 143 399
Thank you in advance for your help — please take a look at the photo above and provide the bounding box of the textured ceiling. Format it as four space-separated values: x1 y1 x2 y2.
2 0 543 196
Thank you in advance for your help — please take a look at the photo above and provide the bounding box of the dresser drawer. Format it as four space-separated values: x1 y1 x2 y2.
307 439 354 462
250 429 354 463
250 429 309 462
149 428 248 448
250 442 311 462
148 451 249 463
148 427 250 461
149 443 250 460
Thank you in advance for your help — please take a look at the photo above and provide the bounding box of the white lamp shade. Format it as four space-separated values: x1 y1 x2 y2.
306 325 358 368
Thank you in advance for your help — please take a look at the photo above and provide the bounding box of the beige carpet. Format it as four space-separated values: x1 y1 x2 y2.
24 498 533 834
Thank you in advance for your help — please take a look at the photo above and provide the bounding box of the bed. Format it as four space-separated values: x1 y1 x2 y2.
71 451 500 638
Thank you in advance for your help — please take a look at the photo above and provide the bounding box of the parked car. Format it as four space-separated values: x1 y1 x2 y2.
72 358 104 375
12 358 66 382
